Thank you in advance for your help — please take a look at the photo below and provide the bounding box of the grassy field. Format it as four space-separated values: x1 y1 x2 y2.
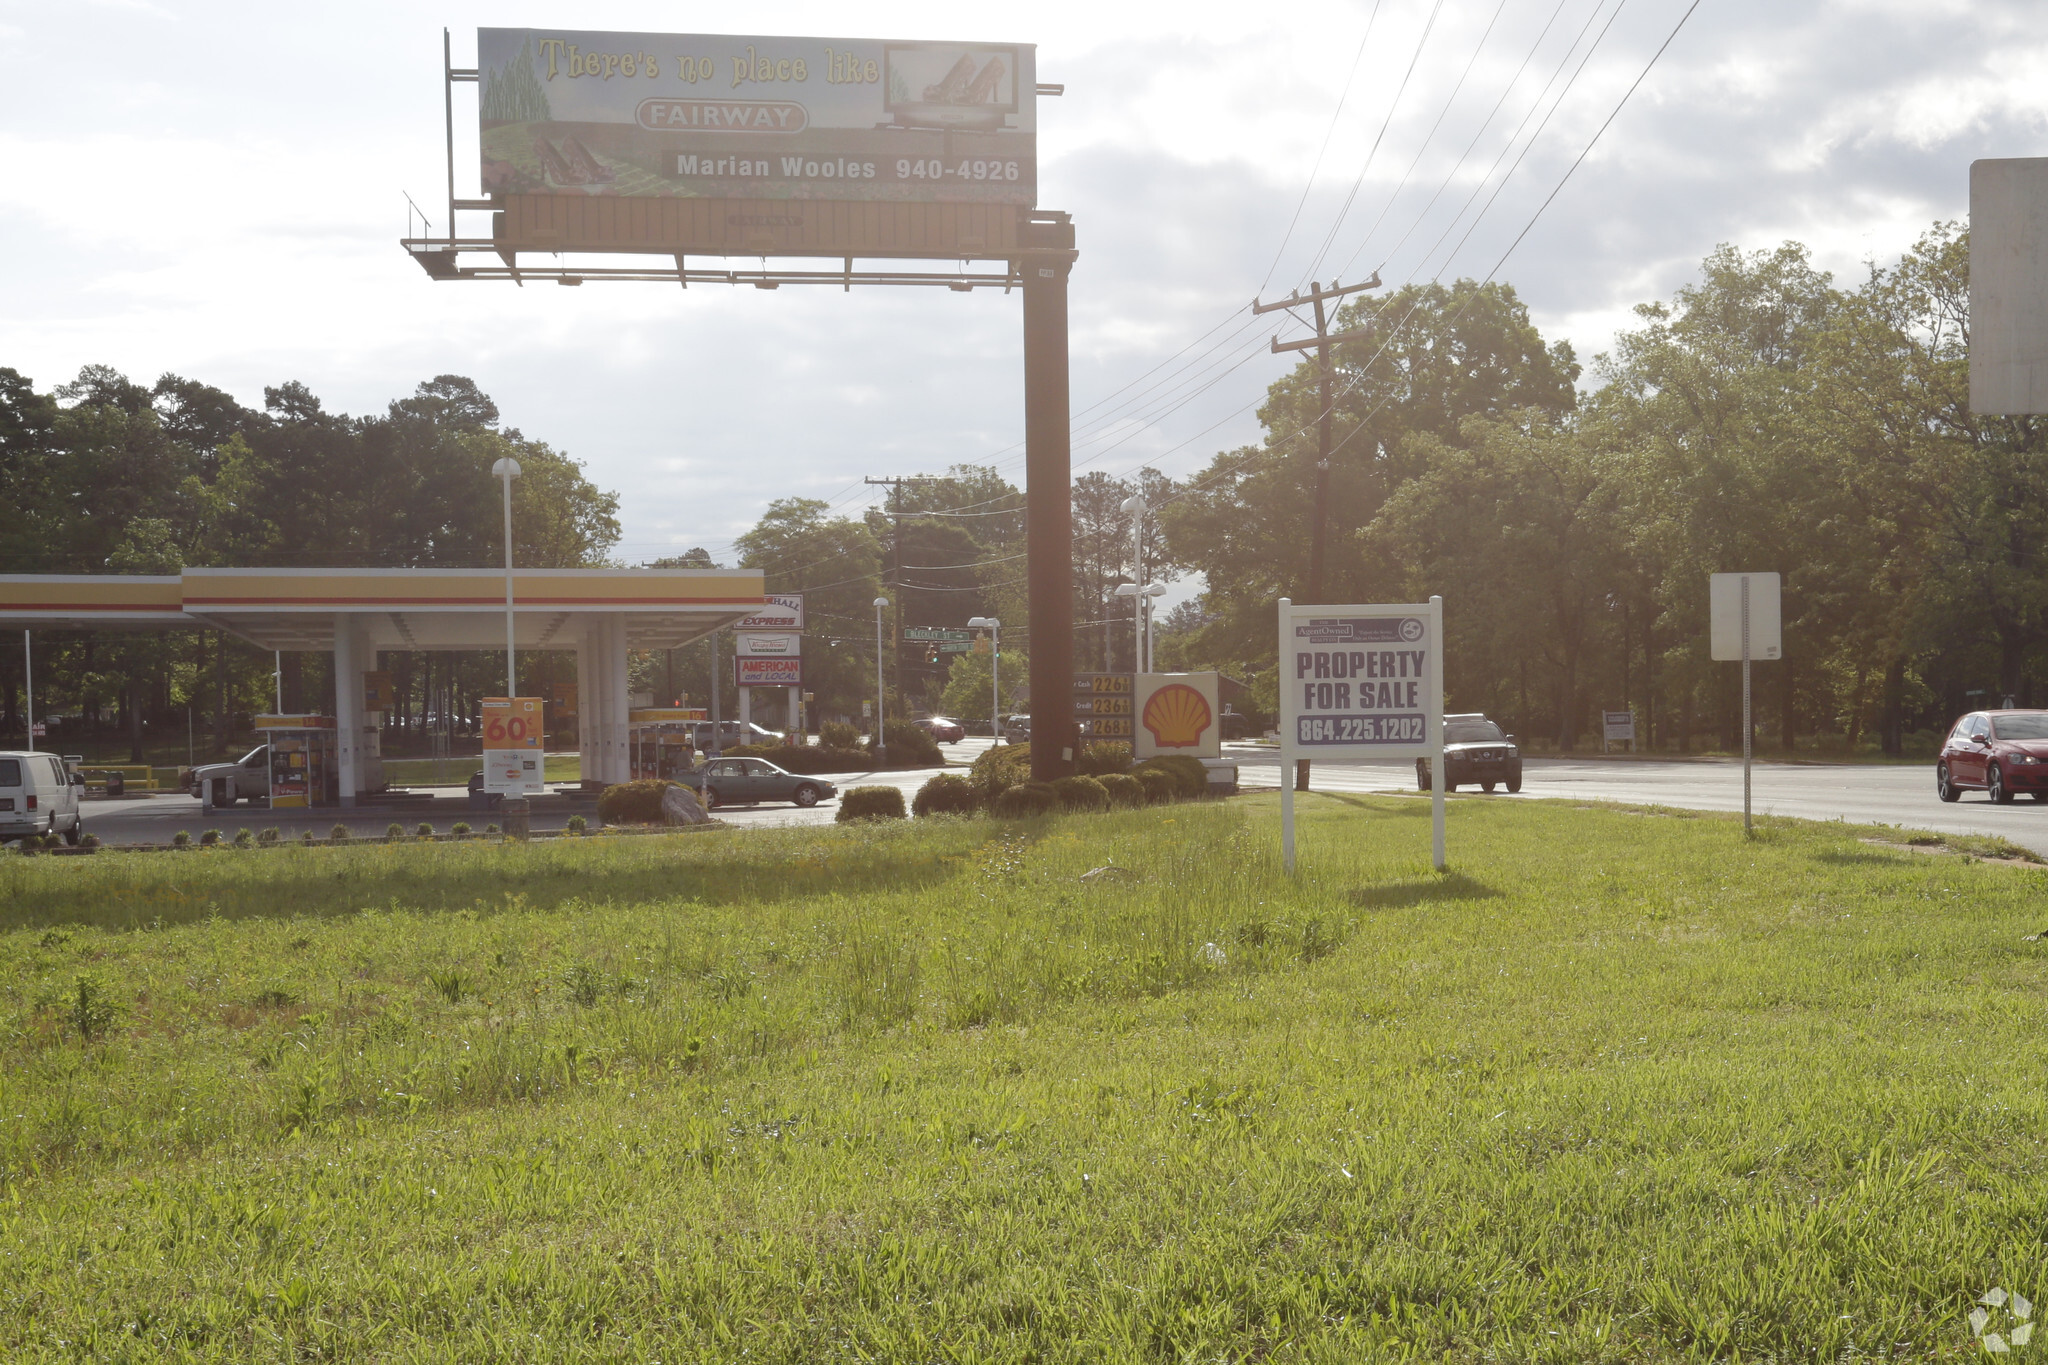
2 794 2045 1360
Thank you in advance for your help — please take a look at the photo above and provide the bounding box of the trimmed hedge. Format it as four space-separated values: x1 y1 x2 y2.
725 744 874 774
1098 772 1145 808
912 772 979 817
836 785 908 822
1135 768 1179 804
970 740 1034 796
597 779 674 825
991 782 1060 819
1078 741 1134 777
872 720 943 768
1135 755 1209 799
1050 775 1111 812
819 721 860 749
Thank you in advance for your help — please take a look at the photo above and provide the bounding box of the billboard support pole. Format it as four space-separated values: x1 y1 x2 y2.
1021 211 1078 783
1277 599 1295 873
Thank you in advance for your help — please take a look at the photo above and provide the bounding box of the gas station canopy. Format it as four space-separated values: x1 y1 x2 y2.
0 566 770 800
0 567 767 651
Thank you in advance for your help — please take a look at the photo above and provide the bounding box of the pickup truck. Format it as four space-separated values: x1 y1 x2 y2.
190 746 270 808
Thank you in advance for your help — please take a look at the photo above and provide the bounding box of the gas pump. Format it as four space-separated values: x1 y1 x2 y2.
628 707 708 780
255 715 338 808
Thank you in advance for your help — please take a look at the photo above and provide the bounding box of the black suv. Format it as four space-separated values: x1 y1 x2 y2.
1416 713 1522 793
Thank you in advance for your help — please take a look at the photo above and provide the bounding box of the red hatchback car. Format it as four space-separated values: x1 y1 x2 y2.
1937 710 2048 803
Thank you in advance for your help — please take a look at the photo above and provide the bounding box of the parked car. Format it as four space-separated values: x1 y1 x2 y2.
914 716 966 744
1219 706 1251 741
674 757 836 809
1415 714 1523 793
0 751 84 845
1937 709 2048 803
191 745 270 807
1002 714 1031 745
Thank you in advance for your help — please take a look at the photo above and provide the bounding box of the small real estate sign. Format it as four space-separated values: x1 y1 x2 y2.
1277 597 1446 871
481 697 546 796
1604 710 1635 742
479 29 1036 205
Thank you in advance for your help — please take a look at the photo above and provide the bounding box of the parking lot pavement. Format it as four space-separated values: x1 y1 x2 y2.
1221 744 2048 858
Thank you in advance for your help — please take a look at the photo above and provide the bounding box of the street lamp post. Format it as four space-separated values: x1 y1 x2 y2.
968 616 1000 741
873 595 890 765
490 457 522 697
1120 492 1145 673
1116 582 1167 672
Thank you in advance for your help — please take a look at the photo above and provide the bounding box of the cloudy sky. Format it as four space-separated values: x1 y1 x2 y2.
1 0 2042 572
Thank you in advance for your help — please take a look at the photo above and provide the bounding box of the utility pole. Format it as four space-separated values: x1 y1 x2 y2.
864 474 944 712
1253 272 1379 791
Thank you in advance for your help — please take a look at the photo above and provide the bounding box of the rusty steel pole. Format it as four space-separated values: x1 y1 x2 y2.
1021 211 1078 783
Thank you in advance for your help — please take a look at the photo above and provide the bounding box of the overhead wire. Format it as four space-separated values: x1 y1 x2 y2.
1257 0 1385 295
1153 0 1705 511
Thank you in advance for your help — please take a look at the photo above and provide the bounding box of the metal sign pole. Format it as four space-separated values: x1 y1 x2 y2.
1430 595 1446 872
1742 576 1752 836
22 630 31 752
1277 598 1295 873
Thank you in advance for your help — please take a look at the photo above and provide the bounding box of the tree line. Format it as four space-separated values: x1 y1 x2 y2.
1160 222 2030 755
11 220 2014 761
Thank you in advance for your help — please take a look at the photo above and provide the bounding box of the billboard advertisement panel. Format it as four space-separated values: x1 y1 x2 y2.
479 29 1035 205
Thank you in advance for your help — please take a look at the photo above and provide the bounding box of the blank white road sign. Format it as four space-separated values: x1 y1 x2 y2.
1710 572 1781 661
1972 158 2048 415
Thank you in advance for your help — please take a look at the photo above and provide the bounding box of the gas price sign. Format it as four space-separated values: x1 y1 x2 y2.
482 697 546 796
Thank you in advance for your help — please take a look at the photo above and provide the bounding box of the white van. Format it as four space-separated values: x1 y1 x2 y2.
0 752 85 845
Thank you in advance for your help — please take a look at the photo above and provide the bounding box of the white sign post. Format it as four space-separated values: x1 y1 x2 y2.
1709 572 1782 836
1277 596 1445 873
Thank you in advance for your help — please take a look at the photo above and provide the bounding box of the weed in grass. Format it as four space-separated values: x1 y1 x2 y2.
67 975 119 1041
428 969 470 1004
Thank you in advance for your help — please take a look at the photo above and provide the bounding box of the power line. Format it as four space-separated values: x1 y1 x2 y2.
1258 0 1385 294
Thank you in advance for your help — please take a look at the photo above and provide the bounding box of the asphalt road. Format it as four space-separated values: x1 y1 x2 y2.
1222 745 2048 856
68 740 2028 856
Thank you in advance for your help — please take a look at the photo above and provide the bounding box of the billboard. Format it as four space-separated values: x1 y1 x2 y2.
479 29 1036 206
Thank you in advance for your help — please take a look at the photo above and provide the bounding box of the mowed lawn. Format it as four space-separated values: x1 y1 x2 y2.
2 794 2046 1361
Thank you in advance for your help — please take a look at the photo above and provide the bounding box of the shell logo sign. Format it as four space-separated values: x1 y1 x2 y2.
1142 684 1211 748
1134 673 1222 759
